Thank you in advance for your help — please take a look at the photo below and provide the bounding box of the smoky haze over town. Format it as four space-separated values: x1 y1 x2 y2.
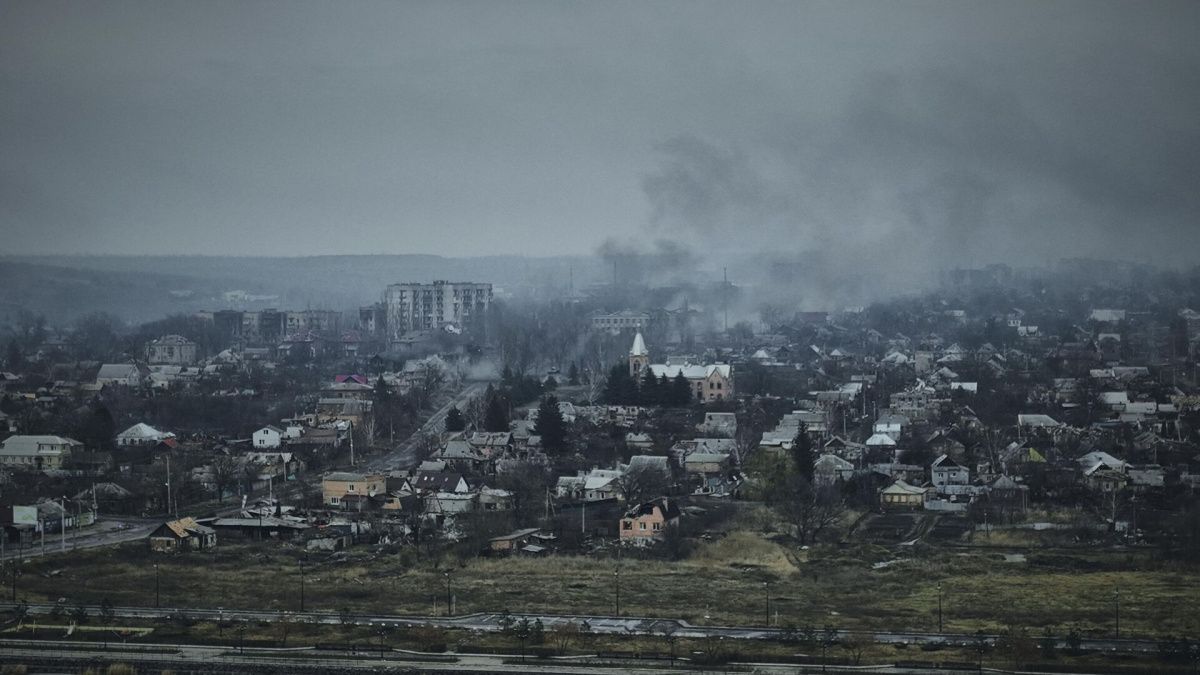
1 2 1199 674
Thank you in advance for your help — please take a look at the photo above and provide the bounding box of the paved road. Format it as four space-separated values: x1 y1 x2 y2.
0 637 1044 675
0 516 157 563
365 381 487 472
0 602 1168 656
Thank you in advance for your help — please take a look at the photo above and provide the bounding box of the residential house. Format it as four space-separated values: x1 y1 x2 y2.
316 398 372 427
626 454 671 480
478 486 514 511
1084 463 1129 492
1018 414 1062 429
555 475 586 501
95 363 148 388
435 438 489 473
931 454 970 490
322 472 385 507
0 435 82 471
873 413 910 441
985 475 1030 520
619 497 681 541
880 480 929 510
149 517 217 553
583 468 623 501
865 433 898 459
488 527 543 554
425 491 477 522
813 453 855 486
253 426 284 449
671 437 736 464
1077 450 1128 474
116 423 175 447
467 432 513 458
411 470 471 496
206 516 308 541
823 436 866 463
682 452 730 476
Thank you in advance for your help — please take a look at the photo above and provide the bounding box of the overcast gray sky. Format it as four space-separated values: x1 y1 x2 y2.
2 1 1198 264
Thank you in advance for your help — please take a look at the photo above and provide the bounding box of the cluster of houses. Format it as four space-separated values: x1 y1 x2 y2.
729 302 1200 530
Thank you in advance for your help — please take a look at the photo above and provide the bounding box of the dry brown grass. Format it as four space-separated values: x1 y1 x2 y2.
12 534 1200 638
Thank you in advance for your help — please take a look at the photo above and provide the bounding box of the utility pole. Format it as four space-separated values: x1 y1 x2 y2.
937 582 943 633
444 571 452 616
154 563 160 608
614 567 620 617
299 557 306 612
60 496 67 552
165 455 172 519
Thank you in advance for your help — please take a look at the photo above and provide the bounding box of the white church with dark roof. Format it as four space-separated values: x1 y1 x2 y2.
629 332 733 402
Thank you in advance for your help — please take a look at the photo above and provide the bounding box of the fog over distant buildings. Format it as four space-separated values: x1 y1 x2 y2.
2 0 1198 280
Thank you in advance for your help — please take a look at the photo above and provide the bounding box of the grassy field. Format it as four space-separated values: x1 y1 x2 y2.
10 523 1200 639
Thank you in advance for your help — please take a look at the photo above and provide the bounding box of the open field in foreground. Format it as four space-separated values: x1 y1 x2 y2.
9 530 1200 639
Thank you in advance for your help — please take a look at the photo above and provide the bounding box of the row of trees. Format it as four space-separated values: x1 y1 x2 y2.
602 365 692 406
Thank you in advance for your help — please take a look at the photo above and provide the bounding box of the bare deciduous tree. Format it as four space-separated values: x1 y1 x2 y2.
616 463 670 505
779 476 845 545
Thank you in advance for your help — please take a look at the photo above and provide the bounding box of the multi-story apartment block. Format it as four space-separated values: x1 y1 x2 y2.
384 281 492 339
359 303 386 336
285 309 341 334
202 308 342 342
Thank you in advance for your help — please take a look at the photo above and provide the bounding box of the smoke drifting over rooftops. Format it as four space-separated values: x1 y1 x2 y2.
1 1 1197 280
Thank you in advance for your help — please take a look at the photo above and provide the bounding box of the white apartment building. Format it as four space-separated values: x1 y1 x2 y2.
384 281 492 338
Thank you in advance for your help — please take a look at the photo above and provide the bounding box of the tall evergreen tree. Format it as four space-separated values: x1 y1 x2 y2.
78 403 116 451
567 363 580 386
373 375 392 403
791 422 815 482
484 388 510 432
640 367 660 406
672 372 692 406
444 406 466 433
603 364 633 404
534 394 568 454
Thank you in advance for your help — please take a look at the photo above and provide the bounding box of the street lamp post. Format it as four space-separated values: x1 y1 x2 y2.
299 557 306 612
154 563 160 608
763 582 770 627
444 571 452 617
937 582 943 633
614 568 620 617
